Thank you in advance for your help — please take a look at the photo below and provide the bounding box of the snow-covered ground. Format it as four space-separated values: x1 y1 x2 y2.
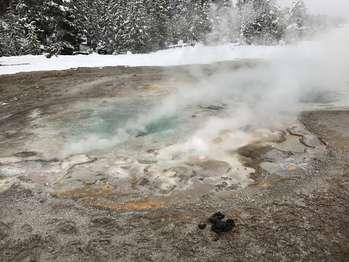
1 24 348 76
0 44 284 75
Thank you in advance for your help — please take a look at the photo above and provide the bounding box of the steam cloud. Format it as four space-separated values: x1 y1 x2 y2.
64 1 349 160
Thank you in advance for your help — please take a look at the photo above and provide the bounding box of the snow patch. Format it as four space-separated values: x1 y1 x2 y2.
0 44 283 75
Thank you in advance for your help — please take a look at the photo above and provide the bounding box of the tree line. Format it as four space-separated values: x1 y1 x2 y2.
0 0 330 57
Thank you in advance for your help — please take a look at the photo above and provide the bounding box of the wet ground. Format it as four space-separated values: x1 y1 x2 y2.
0 63 348 261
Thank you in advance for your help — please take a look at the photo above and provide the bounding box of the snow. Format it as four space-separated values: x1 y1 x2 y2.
0 44 284 75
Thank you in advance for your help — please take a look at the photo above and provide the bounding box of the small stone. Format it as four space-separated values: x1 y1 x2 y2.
198 223 207 230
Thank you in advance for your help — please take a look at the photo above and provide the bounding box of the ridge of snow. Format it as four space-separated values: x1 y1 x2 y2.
0 44 284 75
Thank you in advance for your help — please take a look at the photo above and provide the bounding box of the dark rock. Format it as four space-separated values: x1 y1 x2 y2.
207 212 236 234
208 212 225 224
198 223 207 230
211 219 235 234
14 151 38 158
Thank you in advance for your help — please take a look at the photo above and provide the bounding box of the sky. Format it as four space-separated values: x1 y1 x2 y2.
278 0 349 17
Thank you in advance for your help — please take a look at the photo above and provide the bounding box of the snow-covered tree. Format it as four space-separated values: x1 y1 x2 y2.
0 0 318 57
285 0 307 41
0 14 25 56
238 0 285 44
119 0 154 53
44 0 80 56
75 0 119 52
167 0 210 45
145 0 171 49
206 0 241 44
0 2 42 56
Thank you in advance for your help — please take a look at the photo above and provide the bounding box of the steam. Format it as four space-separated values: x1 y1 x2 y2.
62 16 349 161
128 23 349 161
279 0 349 18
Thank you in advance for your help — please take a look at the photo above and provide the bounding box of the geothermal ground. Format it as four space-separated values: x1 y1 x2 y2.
0 62 348 261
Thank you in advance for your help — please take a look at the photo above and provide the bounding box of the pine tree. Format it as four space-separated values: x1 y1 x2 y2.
102 0 128 54
286 0 307 41
122 0 154 53
0 14 25 56
0 2 42 56
167 0 210 45
238 0 285 44
145 0 171 50
10 0 43 53
206 0 241 44
45 0 80 56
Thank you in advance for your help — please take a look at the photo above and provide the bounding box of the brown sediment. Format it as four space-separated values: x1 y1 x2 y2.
85 198 165 211
52 184 114 200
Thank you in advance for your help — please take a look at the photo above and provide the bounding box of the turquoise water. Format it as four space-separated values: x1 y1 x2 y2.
46 98 191 155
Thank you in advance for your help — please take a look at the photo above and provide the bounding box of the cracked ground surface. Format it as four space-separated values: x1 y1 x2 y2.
0 63 348 261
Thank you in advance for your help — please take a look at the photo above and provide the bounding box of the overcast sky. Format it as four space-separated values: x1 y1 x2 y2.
278 0 349 17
